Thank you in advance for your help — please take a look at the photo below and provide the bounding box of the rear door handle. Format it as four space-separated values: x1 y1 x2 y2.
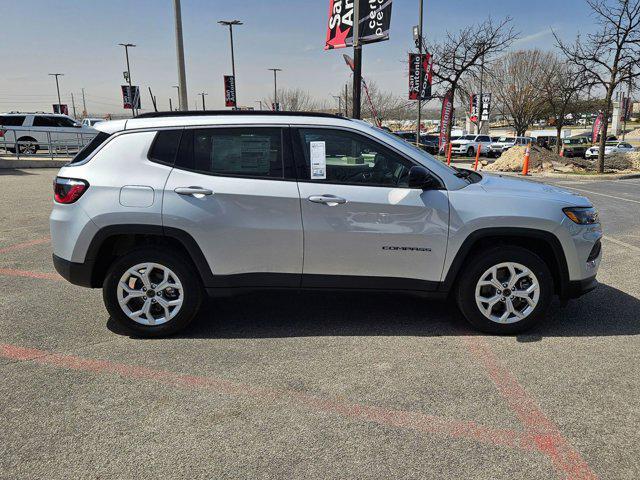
174 186 213 197
308 195 347 205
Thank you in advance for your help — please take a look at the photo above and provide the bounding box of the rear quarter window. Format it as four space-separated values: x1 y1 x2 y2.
148 130 182 166
69 132 111 165
0 116 26 126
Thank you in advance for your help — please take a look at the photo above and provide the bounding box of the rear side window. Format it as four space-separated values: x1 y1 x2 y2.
69 132 111 165
0 115 26 126
33 116 58 127
175 128 283 179
148 130 182 165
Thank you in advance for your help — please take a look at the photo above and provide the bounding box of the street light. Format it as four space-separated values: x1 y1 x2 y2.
173 0 189 111
332 95 342 115
255 100 263 111
118 43 137 117
268 68 282 111
199 92 208 110
218 20 243 109
48 73 64 113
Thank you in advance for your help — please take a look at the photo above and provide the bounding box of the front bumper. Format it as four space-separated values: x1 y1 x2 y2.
53 254 95 288
564 275 598 299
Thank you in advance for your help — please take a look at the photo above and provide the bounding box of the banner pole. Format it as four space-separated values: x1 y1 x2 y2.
416 0 424 146
352 1 362 119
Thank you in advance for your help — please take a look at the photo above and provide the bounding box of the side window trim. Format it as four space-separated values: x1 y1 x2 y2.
291 125 442 189
172 126 291 181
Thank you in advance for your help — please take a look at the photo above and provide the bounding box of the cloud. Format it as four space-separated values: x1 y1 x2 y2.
513 27 555 45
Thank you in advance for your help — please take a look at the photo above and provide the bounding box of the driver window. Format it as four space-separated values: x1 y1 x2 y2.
297 128 413 187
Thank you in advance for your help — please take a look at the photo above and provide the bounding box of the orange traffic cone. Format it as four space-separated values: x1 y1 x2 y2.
521 142 531 176
474 144 481 171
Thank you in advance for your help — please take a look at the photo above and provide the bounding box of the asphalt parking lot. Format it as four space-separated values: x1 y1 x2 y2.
1 168 639 479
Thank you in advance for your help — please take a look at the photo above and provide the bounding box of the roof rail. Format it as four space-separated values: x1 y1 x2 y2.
135 110 348 120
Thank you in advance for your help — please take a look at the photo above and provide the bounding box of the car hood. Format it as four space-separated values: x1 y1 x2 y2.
478 173 592 206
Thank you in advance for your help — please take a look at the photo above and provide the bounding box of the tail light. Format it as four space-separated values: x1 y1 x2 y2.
53 177 89 204
0 129 4 138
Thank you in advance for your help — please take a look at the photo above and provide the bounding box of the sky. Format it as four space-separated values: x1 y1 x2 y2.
0 0 595 116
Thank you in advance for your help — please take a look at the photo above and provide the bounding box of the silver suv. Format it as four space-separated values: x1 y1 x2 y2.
50 112 602 337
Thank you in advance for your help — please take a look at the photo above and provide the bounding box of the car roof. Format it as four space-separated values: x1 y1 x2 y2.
1 112 69 117
95 111 354 135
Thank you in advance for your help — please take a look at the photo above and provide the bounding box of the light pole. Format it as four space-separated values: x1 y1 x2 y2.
199 92 208 110
218 20 242 110
118 43 137 117
255 100 263 111
268 68 282 110
173 0 189 110
416 0 424 145
48 73 63 113
332 95 342 115
172 86 180 110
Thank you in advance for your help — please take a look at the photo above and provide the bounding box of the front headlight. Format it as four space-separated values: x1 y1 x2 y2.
563 206 599 225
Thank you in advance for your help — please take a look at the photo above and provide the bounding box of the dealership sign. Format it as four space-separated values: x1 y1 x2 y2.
325 0 393 50
439 90 453 151
408 53 432 101
224 75 236 108
121 85 141 110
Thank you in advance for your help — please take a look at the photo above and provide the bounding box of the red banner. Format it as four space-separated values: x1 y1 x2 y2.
592 112 603 143
439 90 453 151
325 0 393 50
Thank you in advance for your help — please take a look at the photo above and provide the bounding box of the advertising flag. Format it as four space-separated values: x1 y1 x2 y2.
480 93 492 121
408 53 432 101
325 0 393 50
224 75 237 108
469 94 479 122
53 104 69 115
439 90 453 151
592 111 604 143
121 85 141 109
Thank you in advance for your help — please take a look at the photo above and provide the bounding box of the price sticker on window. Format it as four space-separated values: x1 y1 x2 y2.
310 141 326 180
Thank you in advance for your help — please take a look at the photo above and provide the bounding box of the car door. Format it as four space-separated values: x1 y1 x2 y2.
162 126 303 288
293 127 449 290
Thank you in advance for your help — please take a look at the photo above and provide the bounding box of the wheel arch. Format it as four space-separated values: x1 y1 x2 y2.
85 225 214 288
442 227 570 297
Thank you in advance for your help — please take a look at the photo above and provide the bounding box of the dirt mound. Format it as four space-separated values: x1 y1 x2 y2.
625 128 640 139
484 145 592 173
609 151 640 170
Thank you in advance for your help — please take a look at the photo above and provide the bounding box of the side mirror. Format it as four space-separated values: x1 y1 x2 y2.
408 166 440 190
73 123 82 128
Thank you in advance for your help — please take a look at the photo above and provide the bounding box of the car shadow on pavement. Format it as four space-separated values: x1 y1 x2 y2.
107 283 640 340
0 168 35 176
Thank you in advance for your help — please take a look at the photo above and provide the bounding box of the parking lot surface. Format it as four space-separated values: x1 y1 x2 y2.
1 168 639 479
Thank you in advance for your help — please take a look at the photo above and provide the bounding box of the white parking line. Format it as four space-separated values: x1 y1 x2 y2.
603 235 640 254
559 185 640 204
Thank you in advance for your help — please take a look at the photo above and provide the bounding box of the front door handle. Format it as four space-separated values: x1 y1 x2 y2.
175 186 213 197
308 195 347 206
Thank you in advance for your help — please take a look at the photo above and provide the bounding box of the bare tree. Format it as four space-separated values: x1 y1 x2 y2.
539 56 587 153
430 17 518 146
490 50 553 137
338 80 416 123
262 88 319 111
555 0 640 172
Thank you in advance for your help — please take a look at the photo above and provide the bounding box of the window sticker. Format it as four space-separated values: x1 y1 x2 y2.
310 141 326 179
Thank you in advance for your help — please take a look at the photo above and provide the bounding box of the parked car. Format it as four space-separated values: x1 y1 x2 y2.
585 141 635 159
450 134 493 156
560 137 590 158
394 131 438 154
51 111 602 337
0 112 97 153
488 136 534 158
81 118 105 127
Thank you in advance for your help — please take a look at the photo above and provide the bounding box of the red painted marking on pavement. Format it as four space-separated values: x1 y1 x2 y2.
0 268 61 281
463 336 598 480
0 342 541 451
0 236 50 255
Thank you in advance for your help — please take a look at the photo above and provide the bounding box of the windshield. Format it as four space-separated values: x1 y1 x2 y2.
498 137 515 142
462 135 476 140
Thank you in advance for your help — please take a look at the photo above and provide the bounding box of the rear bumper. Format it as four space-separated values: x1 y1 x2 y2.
52 254 95 288
563 275 598 299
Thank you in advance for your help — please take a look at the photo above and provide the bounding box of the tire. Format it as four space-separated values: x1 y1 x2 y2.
466 147 475 157
103 248 203 337
17 137 38 154
455 246 554 334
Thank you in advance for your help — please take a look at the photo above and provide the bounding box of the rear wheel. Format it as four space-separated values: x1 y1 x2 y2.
103 248 203 337
17 136 38 154
455 246 553 334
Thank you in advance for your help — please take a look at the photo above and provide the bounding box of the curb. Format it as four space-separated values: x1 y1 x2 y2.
485 170 640 181
0 159 68 169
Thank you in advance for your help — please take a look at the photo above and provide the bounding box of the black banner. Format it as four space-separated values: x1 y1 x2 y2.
408 53 432 101
224 75 236 108
325 0 392 50
121 85 141 110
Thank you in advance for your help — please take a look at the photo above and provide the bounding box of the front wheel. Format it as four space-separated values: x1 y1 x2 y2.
103 248 203 337
467 147 475 157
456 246 553 334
